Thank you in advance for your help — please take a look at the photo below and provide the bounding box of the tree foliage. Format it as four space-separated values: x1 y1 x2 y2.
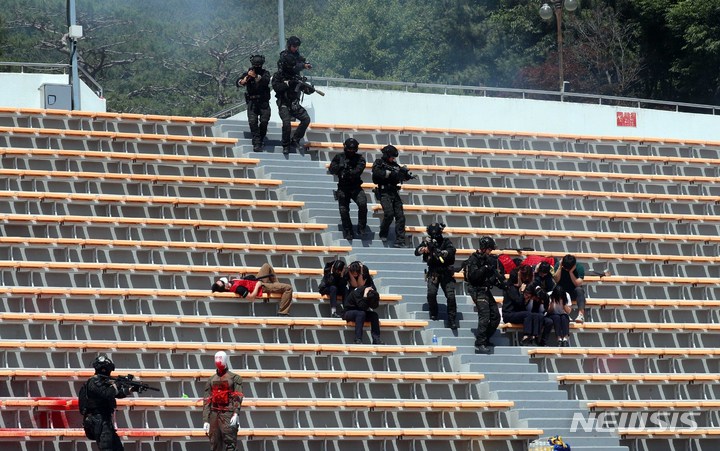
0 0 717 115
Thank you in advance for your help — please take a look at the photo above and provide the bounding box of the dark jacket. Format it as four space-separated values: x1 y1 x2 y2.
272 69 311 105
329 152 366 190
343 286 375 312
237 67 271 102
415 236 456 273
371 158 403 190
502 284 525 317
84 375 126 417
278 49 308 72
319 263 348 295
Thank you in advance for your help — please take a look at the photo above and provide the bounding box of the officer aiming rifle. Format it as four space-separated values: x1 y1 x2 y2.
98 374 159 393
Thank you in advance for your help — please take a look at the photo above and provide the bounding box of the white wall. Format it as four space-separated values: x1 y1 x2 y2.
0 73 106 112
260 86 720 143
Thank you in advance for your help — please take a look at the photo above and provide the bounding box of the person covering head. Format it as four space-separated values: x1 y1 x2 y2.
478 236 496 251
538 261 552 275
214 351 229 373
250 54 265 69
91 354 115 375
426 222 445 240
381 145 399 161
561 254 577 270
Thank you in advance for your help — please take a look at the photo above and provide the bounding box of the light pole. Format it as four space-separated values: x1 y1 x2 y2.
539 0 578 93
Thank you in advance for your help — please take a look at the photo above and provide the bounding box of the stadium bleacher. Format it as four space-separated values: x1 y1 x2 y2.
3 103 720 451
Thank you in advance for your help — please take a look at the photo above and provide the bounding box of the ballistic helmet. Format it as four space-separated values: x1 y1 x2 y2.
250 54 265 68
343 138 359 152
281 53 297 72
287 36 302 47
426 222 445 239
478 236 496 251
381 145 399 159
92 354 115 375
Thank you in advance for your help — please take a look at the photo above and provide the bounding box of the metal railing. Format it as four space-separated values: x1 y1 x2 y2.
309 76 720 115
0 61 103 99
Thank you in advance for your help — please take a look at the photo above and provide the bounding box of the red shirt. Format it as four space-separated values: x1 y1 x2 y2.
229 278 263 298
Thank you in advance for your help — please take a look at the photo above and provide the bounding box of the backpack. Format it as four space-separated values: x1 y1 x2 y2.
78 380 89 415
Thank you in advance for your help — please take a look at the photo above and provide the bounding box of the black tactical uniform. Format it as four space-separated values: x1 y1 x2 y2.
414 223 458 329
271 53 314 155
328 138 368 240
277 36 311 73
236 55 271 152
80 355 128 451
463 237 504 354
371 145 408 248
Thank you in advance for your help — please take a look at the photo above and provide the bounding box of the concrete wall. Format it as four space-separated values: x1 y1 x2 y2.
258 86 720 143
0 73 106 112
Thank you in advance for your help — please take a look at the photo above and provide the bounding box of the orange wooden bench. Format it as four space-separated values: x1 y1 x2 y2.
360 182 720 204
0 312 422 332
587 400 720 411
311 140 720 166
0 426 543 441
0 340 456 357
405 225 720 245
0 236 352 255
618 428 720 439
372 204 720 226
306 123 720 147
558 373 720 385
0 147 259 166
0 214 326 232
0 126 236 145
0 368 484 385
0 190 303 210
0 168 279 188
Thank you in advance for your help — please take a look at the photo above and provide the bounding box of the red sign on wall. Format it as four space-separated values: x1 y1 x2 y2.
616 111 637 127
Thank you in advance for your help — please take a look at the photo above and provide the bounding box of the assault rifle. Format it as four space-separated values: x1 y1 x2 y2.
377 160 417 182
99 374 159 393
500 247 535 253
294 75 325 96
420 236 447 264
587 269 612 278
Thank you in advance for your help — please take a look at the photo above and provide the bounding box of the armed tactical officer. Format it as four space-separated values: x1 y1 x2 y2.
371 145 410 248
236 54 271 152
462 236 505 354
277 35 312 73
271 53 314 155
328 137 368 240
415 223 458 329
203 351 244 451
80 354 133 451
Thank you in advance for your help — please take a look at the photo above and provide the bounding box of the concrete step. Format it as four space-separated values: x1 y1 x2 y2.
493 389 568 401
486 380 561 392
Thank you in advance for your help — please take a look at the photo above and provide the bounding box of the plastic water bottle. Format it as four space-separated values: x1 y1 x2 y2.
431 334 438 345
